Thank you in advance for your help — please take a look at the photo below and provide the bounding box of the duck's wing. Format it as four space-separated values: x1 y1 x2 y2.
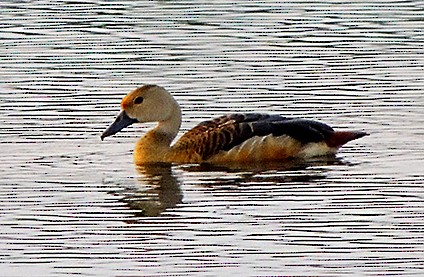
171 113 339 161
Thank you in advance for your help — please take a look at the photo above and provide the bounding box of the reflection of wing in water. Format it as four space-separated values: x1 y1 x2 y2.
181 156 348 188
185 155 345 174
120 164 182 217
110 156 349 219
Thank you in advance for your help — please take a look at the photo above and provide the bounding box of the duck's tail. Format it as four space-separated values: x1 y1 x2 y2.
326 131 369 148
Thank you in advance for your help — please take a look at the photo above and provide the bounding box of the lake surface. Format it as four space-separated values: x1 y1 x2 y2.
1 1 424 276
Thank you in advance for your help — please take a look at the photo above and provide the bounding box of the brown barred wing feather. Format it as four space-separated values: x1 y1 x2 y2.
172 113 290 161
171 113 366 162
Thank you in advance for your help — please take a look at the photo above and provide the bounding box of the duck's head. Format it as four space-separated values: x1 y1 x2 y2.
101 85 178 140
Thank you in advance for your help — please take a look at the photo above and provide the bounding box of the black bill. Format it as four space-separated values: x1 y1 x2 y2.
101 111 138 140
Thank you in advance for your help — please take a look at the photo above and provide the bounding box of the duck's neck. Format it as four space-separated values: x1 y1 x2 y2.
134 104 182 164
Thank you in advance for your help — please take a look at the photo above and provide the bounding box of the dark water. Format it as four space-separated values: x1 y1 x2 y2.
1 1 424 276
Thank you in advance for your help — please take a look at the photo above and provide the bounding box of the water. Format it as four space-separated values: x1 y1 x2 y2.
1 1 424 276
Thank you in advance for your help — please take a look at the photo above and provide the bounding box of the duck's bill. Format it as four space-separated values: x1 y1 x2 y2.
101 111 138 140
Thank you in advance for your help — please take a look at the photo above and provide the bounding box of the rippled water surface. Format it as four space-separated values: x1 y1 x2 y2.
1 1 424 276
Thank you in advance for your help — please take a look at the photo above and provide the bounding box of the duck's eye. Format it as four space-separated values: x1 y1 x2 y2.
134 96 144 104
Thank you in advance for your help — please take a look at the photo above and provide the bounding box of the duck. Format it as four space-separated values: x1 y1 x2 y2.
101 85 368 165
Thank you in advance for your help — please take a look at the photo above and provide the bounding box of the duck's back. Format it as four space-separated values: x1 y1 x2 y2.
169 113 366 163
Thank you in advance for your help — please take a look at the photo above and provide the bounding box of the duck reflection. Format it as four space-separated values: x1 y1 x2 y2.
120 155 346 218
120 163 182 217
184 155 345 182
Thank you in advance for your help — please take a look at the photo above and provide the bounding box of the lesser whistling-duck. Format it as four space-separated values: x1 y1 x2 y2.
101 85 368 165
